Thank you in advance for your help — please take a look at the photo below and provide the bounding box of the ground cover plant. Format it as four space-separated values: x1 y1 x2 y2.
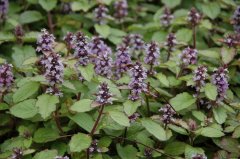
0 0 240 158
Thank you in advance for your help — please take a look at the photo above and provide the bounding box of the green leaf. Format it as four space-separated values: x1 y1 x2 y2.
33 128 59 143
221 47 236 64
70 99 93 113
116 144 138 159
62 80 76 90
38 0 57 11
198 127 224 138
69 133 92 152
79 64 94 82
156 73 169 87
10 99 37 119
204 83 218 101
20 11 43 24
164 142 186 156
36 94 59 119
109 111 130 127
69 113 94 133
198 50 220 59
192 111 206 121
141 118 167 141
213 107 227 124
94 24 111 38
33 150 58 159
232 126 240 138
202 2 221 19
170 92 196 111
123 100 141 116
176 28 192 43
161 0 181 8
71 1 93 12
185 145 205 159
12 45 36 68
0 103 8 110
13 81 40 103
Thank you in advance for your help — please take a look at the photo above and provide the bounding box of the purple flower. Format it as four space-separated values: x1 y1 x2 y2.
94 4 109 24
179 47 198 66
73 31 89 66
128 62 147 101
193 66 207 92
165 33 177 52
160 7 174 27
61 2 71 14
232 6 240 33
114 0 128 22
187 7 201 26
211 66 229 102
122 34 145 51
88 37 113 78
63 32 75 51
223 34 240 48
159 104 176 124
40 53 64 96
128 112 140 123
14 25 24 39
96 82 112 105
36 29 55 54
144 41 160 68
11 148 23 159
0 0 8 21
0 63 14 92
55 156 69 159
114 45 132 79
191 154 207 159
89 139 102 154
144 148 153 158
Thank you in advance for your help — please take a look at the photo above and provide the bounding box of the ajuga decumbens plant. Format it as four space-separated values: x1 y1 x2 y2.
1 0 240 159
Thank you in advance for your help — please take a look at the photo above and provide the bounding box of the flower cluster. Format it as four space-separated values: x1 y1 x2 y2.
11 148 23 159
211 66 229 102
63 32 74 51
144 41 160 74
188 119 197 131
14 25 24 40
187 7 201 26
115 45 132 79
165 33 177 52
128 62 147 101
144 148 153 158
122 34 145 51
159 104 176 124
96 82 112 105
61 2 71 14
55 156 69 159
88 37 113 78
89 139 101 154
94 4 109 24
0 63 14 93
40 53 64 96
223 34 240 48
191 154 207 159
179 47 198 66
114 0 128 22
73 31 89 66
193 66 207 92
36 29 55 54
128 112 140 123
0 0 8 21
160 7 174 27
232 6 240 33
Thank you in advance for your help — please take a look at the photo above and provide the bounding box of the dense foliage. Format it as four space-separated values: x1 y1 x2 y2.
0 0 240 159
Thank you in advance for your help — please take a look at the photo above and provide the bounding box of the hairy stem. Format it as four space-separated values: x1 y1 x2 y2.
193 26 196 48
53 111 64 135
47 11 54 33
87 105 105 159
